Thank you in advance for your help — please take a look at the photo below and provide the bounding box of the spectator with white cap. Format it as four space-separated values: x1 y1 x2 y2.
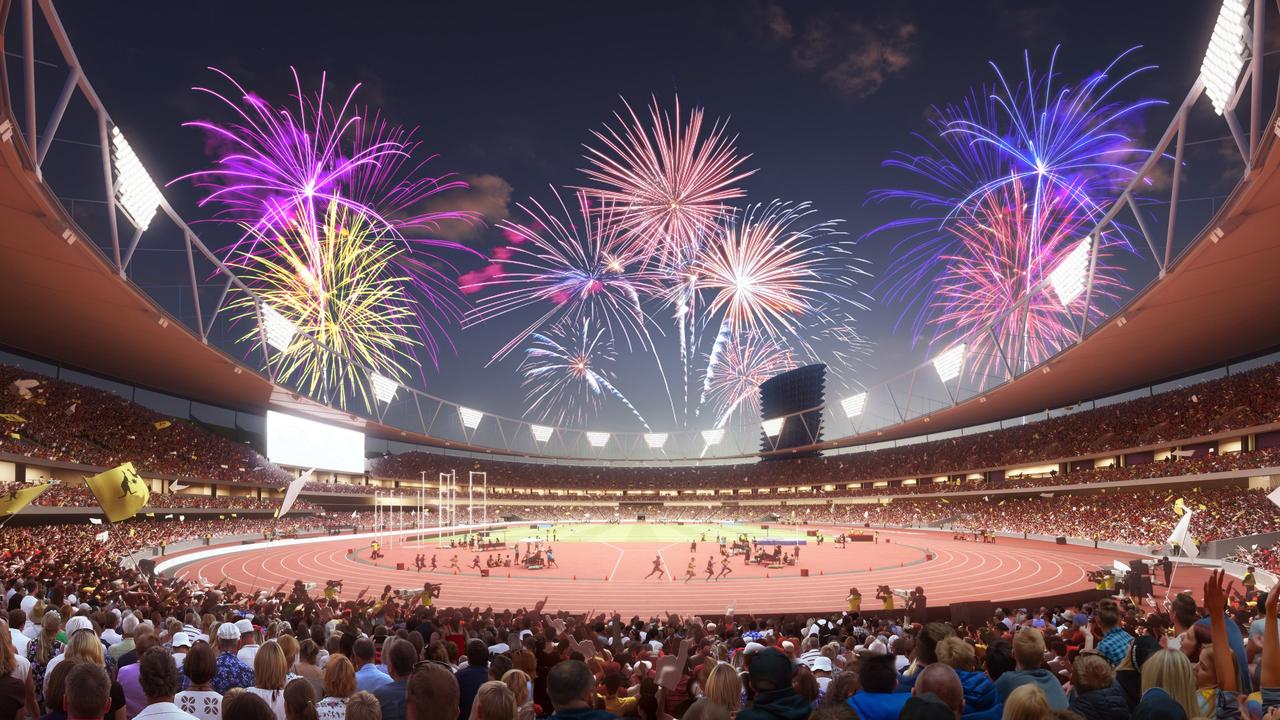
170 633 192 670
236 620 260 667
211 623 253 694
811 656 833 702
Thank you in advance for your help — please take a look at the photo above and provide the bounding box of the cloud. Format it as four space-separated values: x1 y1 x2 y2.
417 173 513 244
791 18 918 101
764 2 793 42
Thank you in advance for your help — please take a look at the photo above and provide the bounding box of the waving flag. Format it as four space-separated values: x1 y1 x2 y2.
0 483 49 517
84 462 150 522
1166 510 1198 559
275 469 314 519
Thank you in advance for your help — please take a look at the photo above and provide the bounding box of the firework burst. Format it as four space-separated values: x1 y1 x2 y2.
178 69 480 405
228 200 420 409
579 95 756 269
463 188 664 363
702 333 796 427
870 47 1156 378
519 318 650 429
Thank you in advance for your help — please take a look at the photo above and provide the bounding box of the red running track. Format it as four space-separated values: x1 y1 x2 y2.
167 527 1214 615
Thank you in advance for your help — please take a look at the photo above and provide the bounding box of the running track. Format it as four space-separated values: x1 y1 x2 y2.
166 527 1214 615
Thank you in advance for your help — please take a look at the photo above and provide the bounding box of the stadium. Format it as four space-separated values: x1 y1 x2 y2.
0 2 1277 720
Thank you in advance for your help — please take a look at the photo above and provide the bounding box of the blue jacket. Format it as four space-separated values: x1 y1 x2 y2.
373 678 408 720
847 690 911 720
956 669 1001 719
1069 683 1131 720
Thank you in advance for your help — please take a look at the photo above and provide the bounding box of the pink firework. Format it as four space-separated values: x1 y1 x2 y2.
579 95 756 269
703 333 796 426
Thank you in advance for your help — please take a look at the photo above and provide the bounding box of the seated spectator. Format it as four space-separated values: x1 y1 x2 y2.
63 663 114 720
934 637 998 719
135 645 198 720
212 623 254 694
1067 653 1128 720
910 664 964 719
247 640 289 719
373 638 415 720
993 629 1067 710
456 640 490 720
847 654 910 720
469 681 515 720
1001 684 1050 720
318 656 357 720
223 692 276 720
544 661 613 720
285 679 320 720
407 663 459 720
176 641 222 720
1094 600 1132 668
1136 649 1198 720
346 691 382 720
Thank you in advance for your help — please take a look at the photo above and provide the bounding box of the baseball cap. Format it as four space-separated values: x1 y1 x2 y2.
812 656 833 672
217 623 240 641
65 616 94 635
743 642 766 655
235 619 254 635
171 632 193 648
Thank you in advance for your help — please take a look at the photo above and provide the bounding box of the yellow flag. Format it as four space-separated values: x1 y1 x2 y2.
84 462 150 522
153 420 171 430
0 414 25 423
0 483 50 517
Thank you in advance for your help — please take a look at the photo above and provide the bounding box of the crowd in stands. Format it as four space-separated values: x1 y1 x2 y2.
9 483 320 512
1228 542 1280 574
374 362 1280 494
0 366 295 487
0 535 1273 720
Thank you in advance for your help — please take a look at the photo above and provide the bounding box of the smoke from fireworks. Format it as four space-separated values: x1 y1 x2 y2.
178 69 479 407
519 318 650 429
870 47 1156 381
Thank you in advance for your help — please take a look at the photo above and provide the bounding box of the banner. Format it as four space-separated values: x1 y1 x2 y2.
1268 485 1280 509
275 469 314 519
153 420 171 430
84 462 150 523
0 414 25 424
1166 510 1198 559
0 483 49 517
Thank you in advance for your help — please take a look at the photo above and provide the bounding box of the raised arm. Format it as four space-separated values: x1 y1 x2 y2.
1204 569 1237 693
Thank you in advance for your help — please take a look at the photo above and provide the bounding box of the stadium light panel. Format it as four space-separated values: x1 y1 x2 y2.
458 406 484 430
701 428 725 446
761 417 785 437
370 372 398 404
1049 238 1091 306
530 424 554 443
586 431 610 447
261 303 297 352
644 432 668 449
841 392 868 418
1201 0 1248 116
932 344 966 383
110 127 164 231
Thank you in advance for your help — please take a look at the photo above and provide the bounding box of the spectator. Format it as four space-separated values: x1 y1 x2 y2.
544 661 612 720
681 698 728 720
1136 650 1197 720
42 656 79 720
455 640 490 720
1001 684 1050 720
354 639 391 695
499 670 535 720
1093 601 1132 668
934 636 998 719
469 681 514 720
134 646 197 720
318 656 357 720
1067 653 1128 720
296 640 325 699
910 664 964 720
373 639 415 720
407 663 459 720
993 629 1067 710
211 624 254 694
176 642 222 720
247 640 289 719
285 679 320 720
346 691 381 720
63 663 115 720
222 692 276 720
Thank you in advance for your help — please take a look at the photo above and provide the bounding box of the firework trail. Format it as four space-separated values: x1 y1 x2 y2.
869 47 1157 380
579 95 756 270
519 318 650 430
177 69 480 391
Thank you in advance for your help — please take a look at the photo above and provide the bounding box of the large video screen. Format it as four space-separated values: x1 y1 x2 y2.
266 411 365 474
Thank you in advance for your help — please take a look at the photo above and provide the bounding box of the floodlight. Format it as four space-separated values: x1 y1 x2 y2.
530 424 554 442
932 344 966 382
261 303 297 352
458 406 484 430
110 127 164 230
841 392 868 418
586 431 610 447
1049 238 1091 306
370 373 398 404
644 432 668 449
1201 0 1248 115
701 428 725 446
761 417 785 437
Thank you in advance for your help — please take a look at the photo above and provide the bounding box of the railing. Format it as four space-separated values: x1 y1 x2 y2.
1 0 1276 461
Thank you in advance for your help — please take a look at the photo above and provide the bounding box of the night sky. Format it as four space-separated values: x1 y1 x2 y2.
52 0 1225 433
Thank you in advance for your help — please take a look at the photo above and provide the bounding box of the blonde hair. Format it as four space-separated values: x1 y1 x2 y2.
935 636 975 672
255 640 289 692
501 669 530 706
277 634 300 669
1140 649 1199 720
346 690 382 720
1003 684 1050 720
0 621 14 677
323 655 357 699
1072 653 1114 692
65 627 105 667
472 680 516 720
704 662 742 715
1011 628 1046 668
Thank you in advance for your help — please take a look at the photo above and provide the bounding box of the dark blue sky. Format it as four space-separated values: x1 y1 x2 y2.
54 0 1225 432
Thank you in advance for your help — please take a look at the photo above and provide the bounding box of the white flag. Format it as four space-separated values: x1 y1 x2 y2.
94 530 109 543
276 469 314 520
1171 449 1195 458
1166 511 1198 559
89 517 102 525
352 510 359 518
1113 560 1131 574
169 481 188 493
1268 485 1280 509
